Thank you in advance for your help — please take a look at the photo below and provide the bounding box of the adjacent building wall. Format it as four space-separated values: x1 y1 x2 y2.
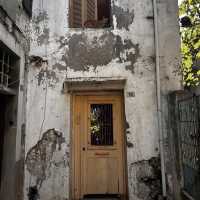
0 1 30 200
25 0 182 200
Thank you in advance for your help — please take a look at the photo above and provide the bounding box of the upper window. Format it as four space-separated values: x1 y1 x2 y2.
69 0 111 28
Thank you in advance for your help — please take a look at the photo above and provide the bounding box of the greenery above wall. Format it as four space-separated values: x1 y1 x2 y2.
179 0 200 87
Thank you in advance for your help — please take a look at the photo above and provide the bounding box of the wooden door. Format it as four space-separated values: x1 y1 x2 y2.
72 93 126 199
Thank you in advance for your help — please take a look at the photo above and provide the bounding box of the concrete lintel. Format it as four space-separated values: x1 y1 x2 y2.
63 77 126 93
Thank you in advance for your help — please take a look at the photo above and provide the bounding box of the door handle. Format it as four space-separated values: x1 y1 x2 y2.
82 147 86 151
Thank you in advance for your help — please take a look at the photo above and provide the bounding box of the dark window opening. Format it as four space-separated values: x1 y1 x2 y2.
0 42 20 95
0 44 19 194
70 0 111 28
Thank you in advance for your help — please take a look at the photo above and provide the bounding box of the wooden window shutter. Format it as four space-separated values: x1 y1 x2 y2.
70 0 82 28
86 0 96 21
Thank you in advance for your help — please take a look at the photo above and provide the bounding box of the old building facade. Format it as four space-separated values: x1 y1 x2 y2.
0 0 183 200
0 0 30 200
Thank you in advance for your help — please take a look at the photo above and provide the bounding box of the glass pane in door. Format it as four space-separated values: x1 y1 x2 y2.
90 104 113 145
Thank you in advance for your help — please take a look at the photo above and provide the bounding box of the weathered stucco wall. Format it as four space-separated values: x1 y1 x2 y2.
25 0 182 199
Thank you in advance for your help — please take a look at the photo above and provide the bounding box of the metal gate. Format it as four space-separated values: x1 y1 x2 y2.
178 95 200 199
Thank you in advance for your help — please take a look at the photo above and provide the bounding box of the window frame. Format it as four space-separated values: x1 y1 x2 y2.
69 0 112 29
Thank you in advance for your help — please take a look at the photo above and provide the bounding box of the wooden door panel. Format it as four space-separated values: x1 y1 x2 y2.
72 94 126 199
86 157 119 194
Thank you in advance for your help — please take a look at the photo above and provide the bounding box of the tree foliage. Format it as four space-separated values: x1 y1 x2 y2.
179 0 200 87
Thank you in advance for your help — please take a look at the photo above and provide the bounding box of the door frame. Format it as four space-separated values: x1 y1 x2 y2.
70 90 128 200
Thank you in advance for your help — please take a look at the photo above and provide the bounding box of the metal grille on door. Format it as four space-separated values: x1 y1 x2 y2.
90 104 113 146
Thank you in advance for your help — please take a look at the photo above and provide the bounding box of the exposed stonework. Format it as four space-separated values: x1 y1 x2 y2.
26 129 66 187
129 157 163 200
60 32 140 73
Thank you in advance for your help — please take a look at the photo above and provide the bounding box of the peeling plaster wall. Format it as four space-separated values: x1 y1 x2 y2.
25 0 182 199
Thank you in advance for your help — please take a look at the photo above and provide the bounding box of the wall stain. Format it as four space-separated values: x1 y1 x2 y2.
127 141 134 148
126 120 131 134
61 33 114 71
60 32 140 73
32 11 48 24
32 11 49 46
36 68 59 87
129 157 162 200
29 56 46 68
25 129 65 187
125 44 140 73
37 27 49 46
28 186 40 200
113 5 134 31
52 63 67 71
